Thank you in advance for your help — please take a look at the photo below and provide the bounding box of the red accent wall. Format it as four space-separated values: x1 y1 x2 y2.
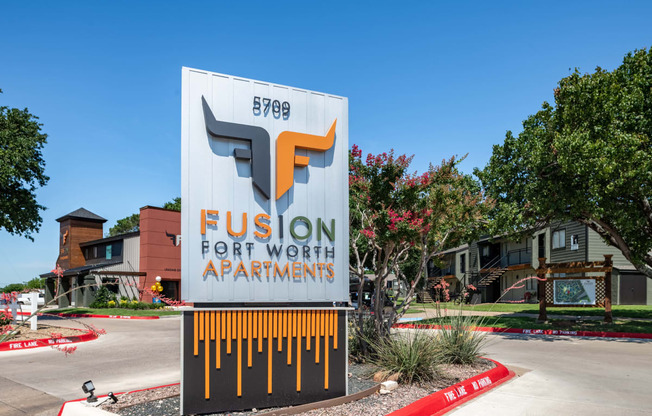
139 206 181 301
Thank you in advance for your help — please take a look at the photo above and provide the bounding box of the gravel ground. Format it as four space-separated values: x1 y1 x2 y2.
101 360 492 416
1 323 85 341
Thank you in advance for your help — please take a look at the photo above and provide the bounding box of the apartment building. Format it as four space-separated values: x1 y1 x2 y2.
427 221 651 305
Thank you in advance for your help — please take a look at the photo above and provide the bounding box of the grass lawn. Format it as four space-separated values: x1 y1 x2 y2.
419 315 652 334
44 307 180 317
403 302 652 319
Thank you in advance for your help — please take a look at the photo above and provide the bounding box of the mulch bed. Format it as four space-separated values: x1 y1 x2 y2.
100 360 494 416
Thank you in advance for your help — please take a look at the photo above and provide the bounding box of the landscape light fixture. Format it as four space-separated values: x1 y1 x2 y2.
82 380 97 403
107 392 119 403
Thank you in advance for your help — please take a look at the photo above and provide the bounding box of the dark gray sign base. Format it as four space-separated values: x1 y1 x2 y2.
181 309 346 415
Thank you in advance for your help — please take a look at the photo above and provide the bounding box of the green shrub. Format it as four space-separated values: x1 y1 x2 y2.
107 300 116 307
370 330 440 384
90 286 116 308
0 310 12 326
433 312 487 365
348 315 379 362
119 299 128 308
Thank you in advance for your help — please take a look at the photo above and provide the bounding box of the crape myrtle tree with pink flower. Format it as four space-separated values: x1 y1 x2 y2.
349 145 492 336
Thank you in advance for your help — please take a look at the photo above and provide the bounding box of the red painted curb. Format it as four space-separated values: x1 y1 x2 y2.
43 312 160 320
393 323 652 340
387 358 514 416
57 382 180 416
0 329 98 352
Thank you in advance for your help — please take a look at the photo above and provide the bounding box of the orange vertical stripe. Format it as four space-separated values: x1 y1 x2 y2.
243 311 248 339
302 310 307 338
306 310 311 351
205 315 210 399
333 310 338 350
287 311 292 366
311 309 316 336
253 311 258 338
263 311 268 338
210 311 215 340
293 310 297 337
277 310 283 352
324 311 329 390
297 311 302 392
237 311 242 397
273 310 277 338
330 310 334 337
226 311 232 354
268 311 273 395
257 311 263 353
283 311 287 337
221 311 226 340
315 311 320 364
248 311 253 368
320 310 325 336
194 312 198 356
216 311 221 369
232 310 237 340
199 311 205 341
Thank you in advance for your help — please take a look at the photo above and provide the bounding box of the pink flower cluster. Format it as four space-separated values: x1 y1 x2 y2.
388 209 424 233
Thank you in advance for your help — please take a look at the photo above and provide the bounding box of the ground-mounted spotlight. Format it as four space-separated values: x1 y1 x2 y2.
107 392 119 403
82 380 97 403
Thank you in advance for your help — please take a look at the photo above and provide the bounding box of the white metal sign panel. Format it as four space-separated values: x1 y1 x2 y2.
181 67 349 303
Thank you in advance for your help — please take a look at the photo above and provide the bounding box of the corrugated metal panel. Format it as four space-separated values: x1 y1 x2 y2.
100 236 141 272
95 236 141 299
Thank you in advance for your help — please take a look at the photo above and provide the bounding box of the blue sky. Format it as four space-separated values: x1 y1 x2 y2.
1 1 650 286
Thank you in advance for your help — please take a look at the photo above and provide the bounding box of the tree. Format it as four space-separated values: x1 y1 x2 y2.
25 277 42 290
108 198 181 236
0 89 49 240
476 48 652 279
163 197 181 211
108 213 140 236
349 146 490 335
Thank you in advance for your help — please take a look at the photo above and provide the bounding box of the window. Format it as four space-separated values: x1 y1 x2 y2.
481 246 489 257
460 254 466 274
106 244 112 260
570 235 579 251
552 230 566 249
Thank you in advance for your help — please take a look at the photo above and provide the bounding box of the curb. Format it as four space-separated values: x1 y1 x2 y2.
0 329 99 352
42 312 160 320
57 383 180 416
393 323 652 340
387 358 514 416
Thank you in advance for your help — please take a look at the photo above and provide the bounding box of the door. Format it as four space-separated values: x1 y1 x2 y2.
619 273 646 305
538 234 546 260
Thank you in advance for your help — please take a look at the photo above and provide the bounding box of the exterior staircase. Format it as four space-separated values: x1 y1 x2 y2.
417 290 434 303
477 267 508 287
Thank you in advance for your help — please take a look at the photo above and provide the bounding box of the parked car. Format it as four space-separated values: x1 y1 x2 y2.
17 292 45 306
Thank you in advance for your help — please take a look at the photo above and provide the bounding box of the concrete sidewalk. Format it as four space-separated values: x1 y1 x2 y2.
0 376 63 416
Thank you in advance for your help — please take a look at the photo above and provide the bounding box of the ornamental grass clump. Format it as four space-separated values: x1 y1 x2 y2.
370 330 440 384
434 311 487 365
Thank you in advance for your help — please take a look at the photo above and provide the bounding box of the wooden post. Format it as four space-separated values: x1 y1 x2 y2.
604 255 613 324
537 257 547 322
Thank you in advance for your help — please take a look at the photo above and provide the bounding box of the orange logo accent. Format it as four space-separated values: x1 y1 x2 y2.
275 120 337 200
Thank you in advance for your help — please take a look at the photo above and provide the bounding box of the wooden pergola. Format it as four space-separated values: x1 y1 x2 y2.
536 255 613 323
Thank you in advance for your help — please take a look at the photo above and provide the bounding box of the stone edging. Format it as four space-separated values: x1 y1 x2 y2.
0 328 99 352
386 357 514 416
393 323 652 340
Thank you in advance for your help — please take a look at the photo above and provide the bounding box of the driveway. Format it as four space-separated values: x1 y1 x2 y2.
0 315 181 415
1 315 651 415
450 333 652 415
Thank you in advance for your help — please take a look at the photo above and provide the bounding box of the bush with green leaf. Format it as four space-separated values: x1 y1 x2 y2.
90 286 117 308
433 311 487 365
370 330 440 384
348 315 379 362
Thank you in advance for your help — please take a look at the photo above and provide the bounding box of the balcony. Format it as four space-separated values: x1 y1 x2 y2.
501 248 532 267
429 265 456 278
